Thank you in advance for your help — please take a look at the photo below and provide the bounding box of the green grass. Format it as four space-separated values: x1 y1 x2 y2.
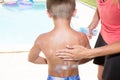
79 0 97 7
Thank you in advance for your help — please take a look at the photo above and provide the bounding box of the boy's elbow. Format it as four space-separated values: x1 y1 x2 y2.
28 58 35 63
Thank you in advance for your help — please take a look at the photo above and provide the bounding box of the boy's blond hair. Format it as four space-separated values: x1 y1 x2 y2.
46 0 76 19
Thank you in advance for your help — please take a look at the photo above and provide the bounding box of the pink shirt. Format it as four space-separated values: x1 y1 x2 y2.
97 0 120 44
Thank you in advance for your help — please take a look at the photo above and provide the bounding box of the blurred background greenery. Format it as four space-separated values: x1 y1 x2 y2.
80 0 97 7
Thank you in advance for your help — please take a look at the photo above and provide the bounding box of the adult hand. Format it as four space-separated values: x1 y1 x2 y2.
56 45 90 61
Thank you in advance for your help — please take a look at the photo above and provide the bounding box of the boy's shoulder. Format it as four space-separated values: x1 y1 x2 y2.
35 32 49 41
34 32 50 45
37 32 50 41
71 29 88 39
77 32 89 42
77 31 88 38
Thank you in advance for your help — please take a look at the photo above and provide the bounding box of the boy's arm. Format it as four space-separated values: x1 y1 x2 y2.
78 34 92 64
28 39 47 64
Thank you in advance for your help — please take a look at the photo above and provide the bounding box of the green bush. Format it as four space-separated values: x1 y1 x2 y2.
80 0 97 7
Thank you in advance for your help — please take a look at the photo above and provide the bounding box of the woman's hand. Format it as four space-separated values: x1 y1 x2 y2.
56 45 90 61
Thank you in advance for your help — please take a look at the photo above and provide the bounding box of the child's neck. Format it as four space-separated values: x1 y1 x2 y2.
53 18 71 29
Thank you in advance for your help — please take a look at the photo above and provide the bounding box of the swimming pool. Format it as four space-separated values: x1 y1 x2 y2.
0 1 83 48
0 2 54 47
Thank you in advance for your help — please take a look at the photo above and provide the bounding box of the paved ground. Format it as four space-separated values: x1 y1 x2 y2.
0 1 100 80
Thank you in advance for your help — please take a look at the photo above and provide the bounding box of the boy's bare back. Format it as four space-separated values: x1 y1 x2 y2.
35 27 90 77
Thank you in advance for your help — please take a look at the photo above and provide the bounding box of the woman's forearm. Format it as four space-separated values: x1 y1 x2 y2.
88 8 100 29
88 41 120 58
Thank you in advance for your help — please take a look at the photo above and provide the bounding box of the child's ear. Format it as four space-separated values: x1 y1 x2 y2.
72 9 77 17
47 10 52 18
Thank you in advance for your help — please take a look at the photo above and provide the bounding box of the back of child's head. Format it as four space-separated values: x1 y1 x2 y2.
46 0 76 19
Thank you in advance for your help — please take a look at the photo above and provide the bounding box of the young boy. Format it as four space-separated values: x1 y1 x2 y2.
28 0 91 80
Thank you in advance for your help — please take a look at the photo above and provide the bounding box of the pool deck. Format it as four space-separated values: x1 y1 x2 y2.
0 1 100 80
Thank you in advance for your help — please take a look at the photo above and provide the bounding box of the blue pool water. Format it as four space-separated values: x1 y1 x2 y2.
0 2 54 46
0 1 81 47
